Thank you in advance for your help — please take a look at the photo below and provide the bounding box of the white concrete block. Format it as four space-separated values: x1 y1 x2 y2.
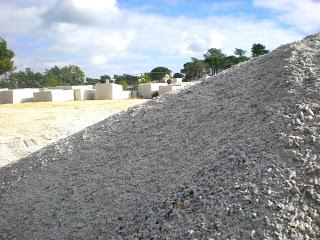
0 89 39 104
33 90 74 103
74 89 96 101
171 78 183 84
48 85 93 90
159 85 183 96
95 83 126 100
138 83 167 99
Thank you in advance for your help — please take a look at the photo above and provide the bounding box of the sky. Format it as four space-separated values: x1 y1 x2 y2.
0 0 320 78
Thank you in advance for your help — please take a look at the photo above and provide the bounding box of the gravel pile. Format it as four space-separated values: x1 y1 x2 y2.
1 33 320 239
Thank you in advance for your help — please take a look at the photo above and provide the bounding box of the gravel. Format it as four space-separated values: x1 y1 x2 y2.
1 33 320 239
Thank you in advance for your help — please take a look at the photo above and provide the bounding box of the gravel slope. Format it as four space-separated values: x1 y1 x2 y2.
1 33 320 239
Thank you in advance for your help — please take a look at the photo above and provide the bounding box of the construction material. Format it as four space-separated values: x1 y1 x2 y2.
95 83 128 100
159 85 183 95
171 78 183 84
138 83 168 98
74 89 95 101
1 33 320 239
33 90 74 102
0 88 38 104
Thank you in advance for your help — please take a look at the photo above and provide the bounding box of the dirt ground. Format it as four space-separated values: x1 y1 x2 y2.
0 99 147 167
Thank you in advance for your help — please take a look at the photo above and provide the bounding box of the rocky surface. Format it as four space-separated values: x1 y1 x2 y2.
0 33 320 239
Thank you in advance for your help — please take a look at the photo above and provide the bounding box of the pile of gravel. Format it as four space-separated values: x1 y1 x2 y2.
1 33 320 239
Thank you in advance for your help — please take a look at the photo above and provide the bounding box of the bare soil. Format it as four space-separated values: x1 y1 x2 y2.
0 99 146 167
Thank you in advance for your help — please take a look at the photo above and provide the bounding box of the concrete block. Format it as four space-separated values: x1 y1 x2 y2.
95 83 126 100
138 83 167 99
171 78 183 84
48 85 93 90
122 91 131 100
33 90 74 103
74 89 96 101
0 89 39 104
159 85 183 96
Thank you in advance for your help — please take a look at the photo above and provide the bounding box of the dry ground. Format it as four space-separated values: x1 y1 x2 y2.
0 99 147 167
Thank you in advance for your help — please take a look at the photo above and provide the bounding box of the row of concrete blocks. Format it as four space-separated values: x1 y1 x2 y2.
0 81 197 104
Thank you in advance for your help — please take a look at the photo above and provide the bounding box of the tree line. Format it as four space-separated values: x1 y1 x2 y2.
0 37 269 89
180 43 269 81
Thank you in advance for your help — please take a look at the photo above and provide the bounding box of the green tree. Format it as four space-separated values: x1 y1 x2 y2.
114 74 139 89
100 74 110 83
44 73 61 87
204 48 226 75
150 67 172 81
119 79 128 90
222 55 239 69
173 73 183 78
0 38 15 76
44 65 85 86
139 73 151 84
234 48 246 57
8 68 44 88
86 77 99 85
251 43 269 57
181 58 208 81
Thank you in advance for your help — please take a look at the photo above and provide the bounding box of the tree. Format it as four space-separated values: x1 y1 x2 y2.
150 67 172 81
8 68 44 88
86 77 100 85
44 65 85 86
251 43 269 57
234 48 246 57
180 58 208 81
204 48 226 75
119 79 128 90
173 73 183 78
139 73 151 84
100 74 110 83
114 74 139 85
222 55 240 69
0 38 15 76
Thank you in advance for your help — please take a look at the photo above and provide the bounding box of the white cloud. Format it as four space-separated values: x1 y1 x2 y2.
90 55 108 65
253 0 320 32
0 4 45 34
42 0 119 25
0 0 311 77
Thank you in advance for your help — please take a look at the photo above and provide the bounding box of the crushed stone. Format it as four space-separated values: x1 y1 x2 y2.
0 33 320 239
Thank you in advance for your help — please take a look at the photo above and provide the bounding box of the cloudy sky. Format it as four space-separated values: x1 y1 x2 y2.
1 0 320 78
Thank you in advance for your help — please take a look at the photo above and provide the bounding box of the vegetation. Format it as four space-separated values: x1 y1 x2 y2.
100 75 111 83
251 43 269 57
150 67 172 81
180 43 268 80
173 73 183 78
139 73 152 84
181 58 208 81
0 65 85 88
114 74 139 89
0 38 15 76
0 37 271 88
118 79 128 90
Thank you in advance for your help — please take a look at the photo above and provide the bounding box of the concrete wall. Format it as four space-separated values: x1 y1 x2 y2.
159 85 183 96
138 83 167 99
33 90 74 102
95 83 127 100
0 89 39 104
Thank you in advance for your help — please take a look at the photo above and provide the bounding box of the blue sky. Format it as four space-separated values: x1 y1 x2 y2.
1 0 320 78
